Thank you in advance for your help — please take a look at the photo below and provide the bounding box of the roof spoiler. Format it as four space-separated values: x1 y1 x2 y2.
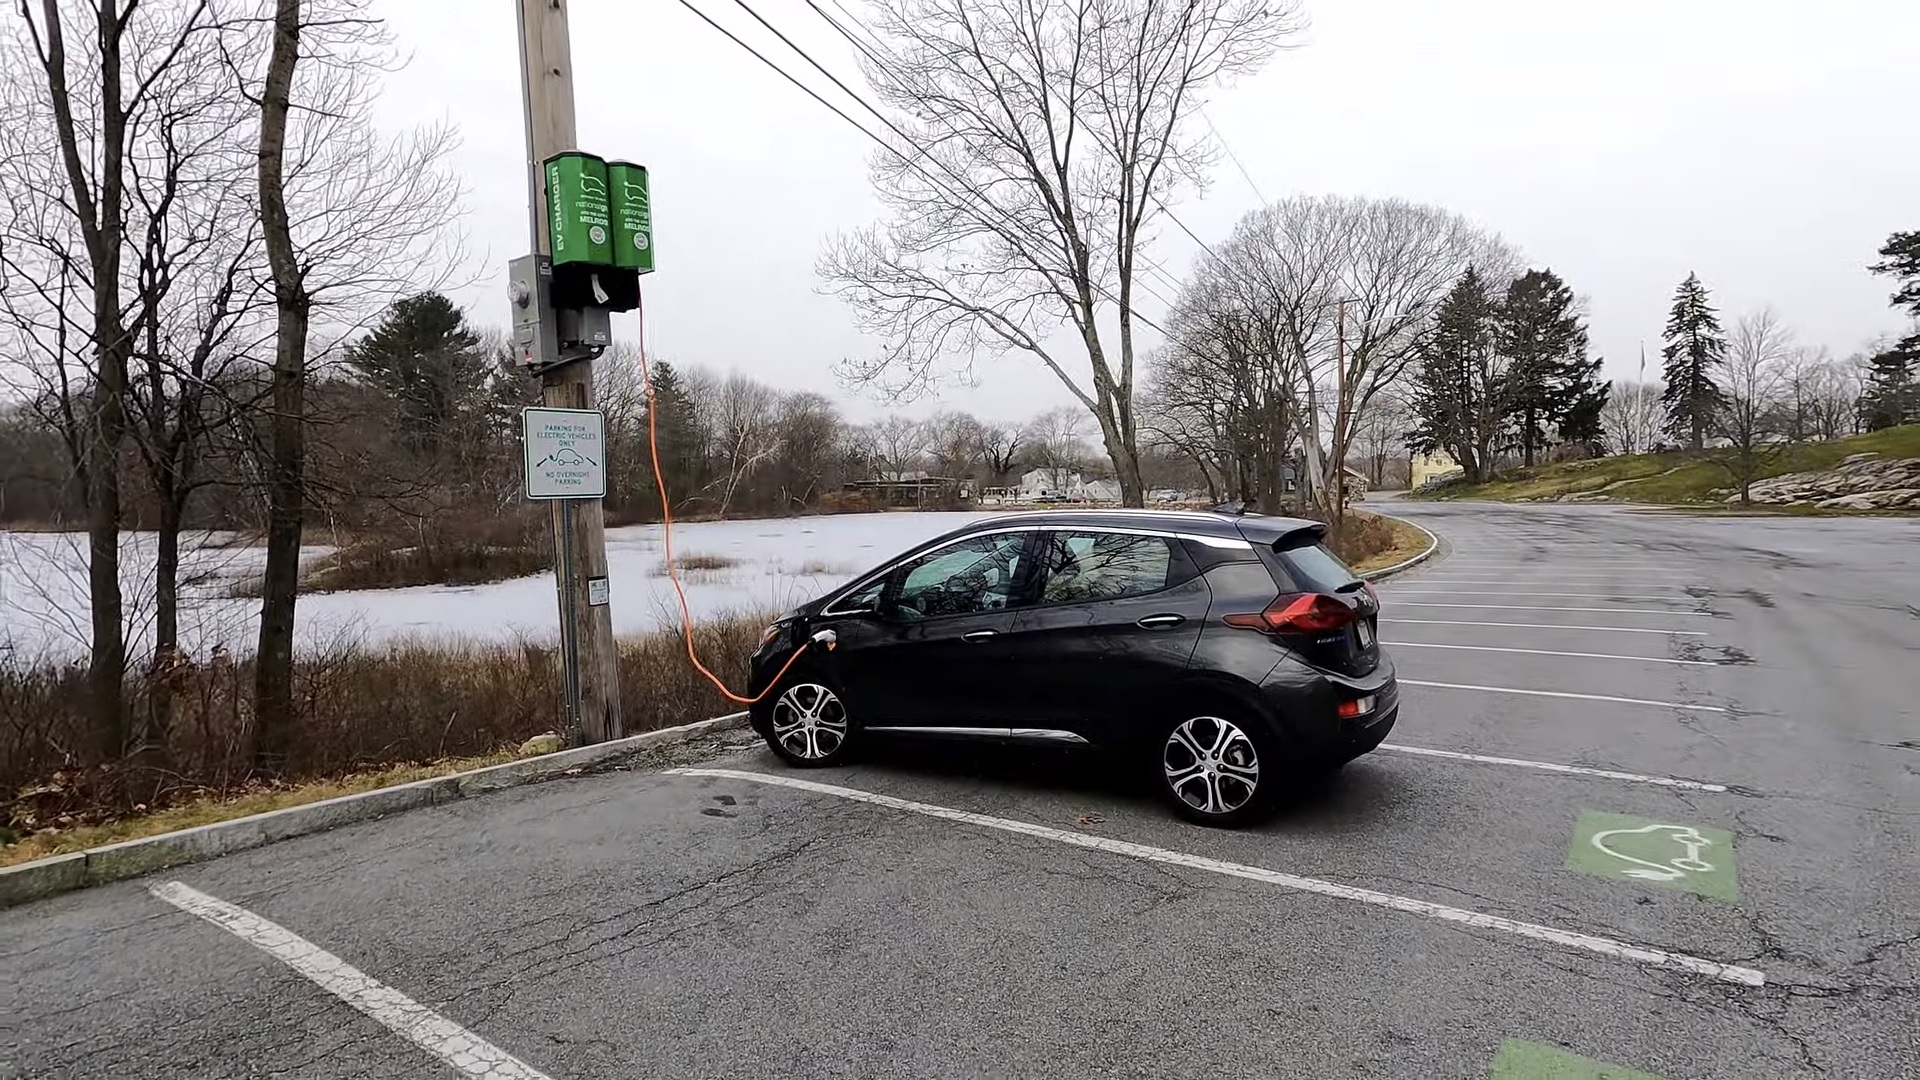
1273 521 1328 548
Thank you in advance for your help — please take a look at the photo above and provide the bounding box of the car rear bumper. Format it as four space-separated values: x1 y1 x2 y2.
1256 649 1399 761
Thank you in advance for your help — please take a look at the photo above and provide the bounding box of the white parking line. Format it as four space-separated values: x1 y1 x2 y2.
1390 591 1699 602
1382 641 1712 666
1401 679 1729 713
1388 580 1700 589
1395 603 1715 616
1375 743 1730 791
1389 619 1707 637
667 768 1763 986
148 882 552 1080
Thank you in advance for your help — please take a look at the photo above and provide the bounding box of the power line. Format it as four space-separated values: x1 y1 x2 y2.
679 0 1178 338
1201 108 1268 205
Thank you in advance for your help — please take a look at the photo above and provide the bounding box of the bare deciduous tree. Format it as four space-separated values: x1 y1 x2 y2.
1 0 241 758
1023 406 1088 492
1351 390 1414 489
1781 348 1860 443
1166 196 1511 515
820 0 1299 505
1716 309 1794 505
240 0 464 767
862 414 929 480
974 421 1023 485
1601 379 1665 456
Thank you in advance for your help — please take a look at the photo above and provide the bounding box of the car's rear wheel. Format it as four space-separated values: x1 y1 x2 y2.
758 675 857 768
1155 711 1278 827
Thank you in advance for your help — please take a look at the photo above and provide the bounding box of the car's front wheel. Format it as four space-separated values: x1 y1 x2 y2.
758 676 857 768
1155 711 1278 827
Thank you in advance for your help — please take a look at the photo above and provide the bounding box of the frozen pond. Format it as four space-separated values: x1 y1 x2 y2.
0 512 997 663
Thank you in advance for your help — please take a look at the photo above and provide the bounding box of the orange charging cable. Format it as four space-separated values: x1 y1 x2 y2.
633 292 827 705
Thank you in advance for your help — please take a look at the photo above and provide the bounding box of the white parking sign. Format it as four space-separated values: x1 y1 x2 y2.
523 407 606 500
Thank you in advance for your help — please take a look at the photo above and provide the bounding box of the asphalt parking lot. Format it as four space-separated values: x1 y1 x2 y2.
3 501 1917 1079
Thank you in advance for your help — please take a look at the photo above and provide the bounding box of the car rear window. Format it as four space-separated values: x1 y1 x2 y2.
1276 540 1361 593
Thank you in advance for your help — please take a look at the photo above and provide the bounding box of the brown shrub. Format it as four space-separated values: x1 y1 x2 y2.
817 490 881 514
0 613 772 842
229 512 552 596
1326 512 1399 567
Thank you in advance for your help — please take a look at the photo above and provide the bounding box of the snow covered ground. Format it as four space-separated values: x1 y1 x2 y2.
0 512 996 663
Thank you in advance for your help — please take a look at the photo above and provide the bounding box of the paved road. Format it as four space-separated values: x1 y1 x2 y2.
4 502 1917 1078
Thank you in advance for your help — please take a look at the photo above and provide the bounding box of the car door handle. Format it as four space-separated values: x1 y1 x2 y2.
961 629 998 642
1136 614 1186 629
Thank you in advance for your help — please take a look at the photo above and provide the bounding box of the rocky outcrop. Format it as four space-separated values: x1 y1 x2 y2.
1732 453 1920 509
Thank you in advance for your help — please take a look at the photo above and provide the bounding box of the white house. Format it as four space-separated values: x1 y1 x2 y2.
1019 466 1078 497
1074 478 1122 502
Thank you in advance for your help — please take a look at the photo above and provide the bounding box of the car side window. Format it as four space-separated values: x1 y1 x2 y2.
887 532 1030 620
1037 531 1175 604
835 576 886 613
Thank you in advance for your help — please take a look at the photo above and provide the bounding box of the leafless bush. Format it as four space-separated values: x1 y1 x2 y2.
0 613 772 838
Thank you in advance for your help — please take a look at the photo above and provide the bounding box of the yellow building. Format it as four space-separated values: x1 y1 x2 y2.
1410 449 1463 489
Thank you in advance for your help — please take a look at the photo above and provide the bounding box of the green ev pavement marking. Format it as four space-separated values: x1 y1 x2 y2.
1490 1038 1670 1079
1566 810 1738 900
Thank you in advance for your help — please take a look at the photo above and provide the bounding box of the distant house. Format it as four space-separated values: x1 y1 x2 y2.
1074 478 1121 502
845 471 965 508
1019 466 1078 498
1410 449 1463 488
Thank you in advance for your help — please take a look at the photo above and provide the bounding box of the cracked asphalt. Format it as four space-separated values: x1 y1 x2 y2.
2 501 1916 1078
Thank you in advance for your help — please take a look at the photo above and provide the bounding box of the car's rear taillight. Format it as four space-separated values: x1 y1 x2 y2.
1223 593 1357 635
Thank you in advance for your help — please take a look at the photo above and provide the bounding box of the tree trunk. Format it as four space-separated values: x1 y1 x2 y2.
1522 405 1537 467
84 408 126 759
253 0 309 771
139 496 183 778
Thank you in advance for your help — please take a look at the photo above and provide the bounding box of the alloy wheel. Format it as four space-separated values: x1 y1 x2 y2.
771 683 849 761
1163 715 1261 816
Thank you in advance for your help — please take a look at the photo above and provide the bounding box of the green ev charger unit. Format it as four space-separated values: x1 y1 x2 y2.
514 151 651 371
606 161 655 275
543 151 639 315
545 151 614 267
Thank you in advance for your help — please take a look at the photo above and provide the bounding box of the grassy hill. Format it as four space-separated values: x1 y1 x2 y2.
1412 425 1920 505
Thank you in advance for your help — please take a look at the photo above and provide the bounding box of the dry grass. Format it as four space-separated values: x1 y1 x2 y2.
0 612 773 847
0 749 521 868
797 559 853 576
662 552 738 573
1417 424 1920 505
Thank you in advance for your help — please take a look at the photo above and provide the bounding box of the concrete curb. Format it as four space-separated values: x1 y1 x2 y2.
1361 512 1442 581
0 710 751 911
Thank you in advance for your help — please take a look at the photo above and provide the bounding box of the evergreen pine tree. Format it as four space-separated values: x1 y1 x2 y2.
1659 272 1728 451
1861 230 1920 430
345 292 489 455
1857 344 1919 431
1869 231 1920 319
1556 352 1611 453
1499 269 1598 465
640 360 704 515
1410 267 1502 482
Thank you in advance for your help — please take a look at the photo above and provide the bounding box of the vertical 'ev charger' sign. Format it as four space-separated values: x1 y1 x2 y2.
546 152 615 268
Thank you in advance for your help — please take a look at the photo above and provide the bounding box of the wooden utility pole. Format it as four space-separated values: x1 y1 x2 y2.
517 0 624 743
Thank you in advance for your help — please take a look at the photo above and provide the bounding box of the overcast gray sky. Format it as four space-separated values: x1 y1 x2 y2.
376 0 1920 423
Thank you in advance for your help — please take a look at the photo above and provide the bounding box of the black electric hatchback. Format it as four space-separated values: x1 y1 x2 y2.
746 509 1398 827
